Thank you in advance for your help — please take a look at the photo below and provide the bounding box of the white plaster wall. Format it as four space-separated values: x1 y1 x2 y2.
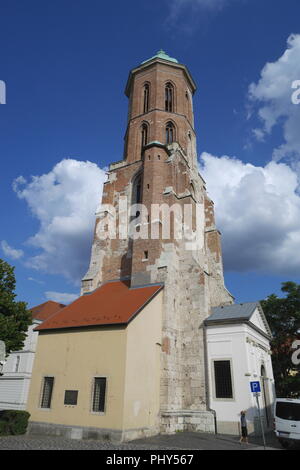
0 320 41 410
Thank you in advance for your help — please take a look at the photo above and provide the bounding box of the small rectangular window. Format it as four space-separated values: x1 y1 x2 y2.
40 376 54 408
15 355 20 373
64 390 78 405
144 250 148 260
214 360 233 399
92 377 106 413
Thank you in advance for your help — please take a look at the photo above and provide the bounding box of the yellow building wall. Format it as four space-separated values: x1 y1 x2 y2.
27 327 127 430
27 290 163 435
123 291 163 431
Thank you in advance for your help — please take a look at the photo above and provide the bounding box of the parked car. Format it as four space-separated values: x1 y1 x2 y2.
274 398 300 449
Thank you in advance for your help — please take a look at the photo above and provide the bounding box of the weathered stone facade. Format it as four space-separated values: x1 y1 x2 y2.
82 52 233 434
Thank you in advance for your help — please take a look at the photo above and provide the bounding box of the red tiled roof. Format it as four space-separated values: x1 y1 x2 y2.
31 300 66 321
35 280 163 331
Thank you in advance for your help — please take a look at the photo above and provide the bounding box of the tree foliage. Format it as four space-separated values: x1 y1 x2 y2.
261 282 300 398
0 259 32 355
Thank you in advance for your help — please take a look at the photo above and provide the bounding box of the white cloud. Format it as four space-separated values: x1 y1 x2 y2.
172 0 230 10
45 291 78 304
13 159 106 283
252 128 265 142
1 240 24 260
200 151 300 276
249 34 300 162
166 0 234 27
28 277 45 285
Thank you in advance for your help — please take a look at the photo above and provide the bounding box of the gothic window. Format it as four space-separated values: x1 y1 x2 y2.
132 172 143 205
165 82 174 112
166 121 175 145
143 83 150 113
141 123 149 149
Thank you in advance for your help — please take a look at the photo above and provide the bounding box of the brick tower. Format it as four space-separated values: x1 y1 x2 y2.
82 51 233 432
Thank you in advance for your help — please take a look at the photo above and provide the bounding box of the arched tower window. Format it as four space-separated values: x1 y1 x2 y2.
141 123 149 149
143 83 150 113
132 172 143 204
165 82 174 112
166 121 175 145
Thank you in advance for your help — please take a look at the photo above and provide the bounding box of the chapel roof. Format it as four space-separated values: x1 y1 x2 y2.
205 301 272 338
208 302 259 322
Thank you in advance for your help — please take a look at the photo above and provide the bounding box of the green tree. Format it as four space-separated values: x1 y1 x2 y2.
0 259 32 355
261 282 300 398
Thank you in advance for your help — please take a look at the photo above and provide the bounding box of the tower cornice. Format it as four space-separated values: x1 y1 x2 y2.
125 57 197 98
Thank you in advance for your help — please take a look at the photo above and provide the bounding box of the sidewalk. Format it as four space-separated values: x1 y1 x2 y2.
131 431 281 450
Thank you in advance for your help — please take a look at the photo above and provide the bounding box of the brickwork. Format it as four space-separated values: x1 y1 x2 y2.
82 54 233 433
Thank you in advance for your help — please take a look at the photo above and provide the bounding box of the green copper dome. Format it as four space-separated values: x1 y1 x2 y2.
141 49 179 65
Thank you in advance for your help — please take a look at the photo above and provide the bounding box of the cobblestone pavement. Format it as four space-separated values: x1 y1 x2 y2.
0 432 282 450
131 431 282 451
0 435 177 450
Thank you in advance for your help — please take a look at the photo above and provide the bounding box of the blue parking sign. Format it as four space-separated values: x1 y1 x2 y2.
250 381 261 393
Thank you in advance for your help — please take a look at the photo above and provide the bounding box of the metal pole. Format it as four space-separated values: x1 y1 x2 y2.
255 393 266 450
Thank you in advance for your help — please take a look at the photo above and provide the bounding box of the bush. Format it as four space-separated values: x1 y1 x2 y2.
0 410 30 435
0 420 9 436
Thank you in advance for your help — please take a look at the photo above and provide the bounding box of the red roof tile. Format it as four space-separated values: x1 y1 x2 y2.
35 280 163 331
31 300 66 321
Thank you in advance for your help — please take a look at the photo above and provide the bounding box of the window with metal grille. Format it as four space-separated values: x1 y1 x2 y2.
64 390 78 405
92 377 106 413
214 360 233 399
40 376 54 408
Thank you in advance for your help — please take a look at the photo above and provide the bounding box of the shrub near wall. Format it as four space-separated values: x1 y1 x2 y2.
0 410 30 435
0 420 9 436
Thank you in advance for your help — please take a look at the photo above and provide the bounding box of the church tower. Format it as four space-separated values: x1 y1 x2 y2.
82 51 233 432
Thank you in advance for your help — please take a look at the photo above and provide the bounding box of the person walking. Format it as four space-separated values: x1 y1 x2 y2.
239 411 249 444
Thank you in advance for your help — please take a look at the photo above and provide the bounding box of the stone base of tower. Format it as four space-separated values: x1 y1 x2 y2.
160 410 215 434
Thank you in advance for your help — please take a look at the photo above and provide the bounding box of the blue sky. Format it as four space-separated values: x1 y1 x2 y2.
1 0 300 307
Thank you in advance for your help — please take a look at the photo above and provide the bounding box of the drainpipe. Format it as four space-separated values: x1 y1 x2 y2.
203 320 217 434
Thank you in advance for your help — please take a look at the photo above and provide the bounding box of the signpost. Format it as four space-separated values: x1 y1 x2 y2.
250 381 266 449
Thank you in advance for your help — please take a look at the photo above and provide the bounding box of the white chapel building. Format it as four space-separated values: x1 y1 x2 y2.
205 302 275 435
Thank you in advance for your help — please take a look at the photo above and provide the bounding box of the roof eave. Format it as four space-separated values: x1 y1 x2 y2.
125 58 197 98
204 317 272 341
